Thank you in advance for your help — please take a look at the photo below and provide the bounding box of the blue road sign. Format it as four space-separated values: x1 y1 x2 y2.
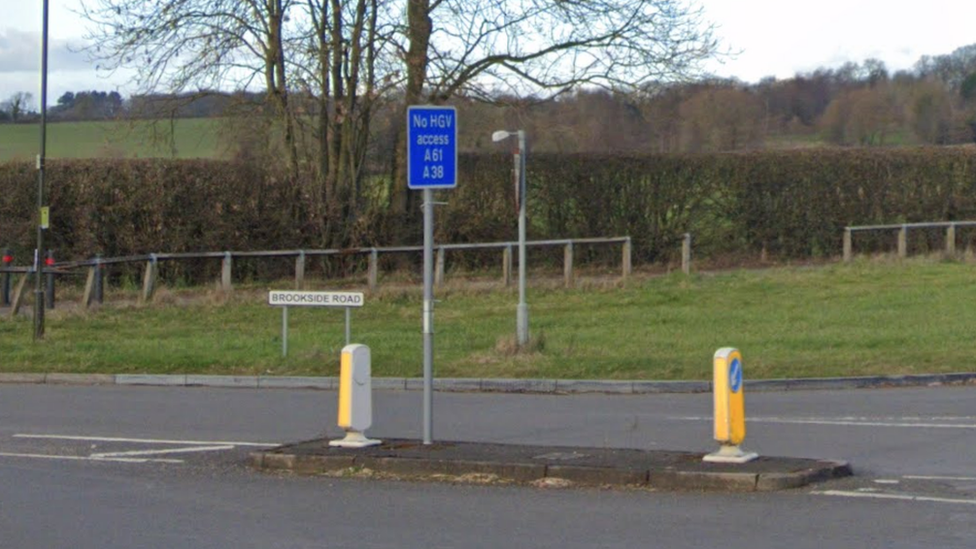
407 105 458 189
729 357 743 393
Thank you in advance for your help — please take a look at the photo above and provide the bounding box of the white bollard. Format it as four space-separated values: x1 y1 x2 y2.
330 344 381 448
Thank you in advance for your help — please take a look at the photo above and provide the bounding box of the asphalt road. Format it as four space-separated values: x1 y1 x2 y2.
1 383 974 548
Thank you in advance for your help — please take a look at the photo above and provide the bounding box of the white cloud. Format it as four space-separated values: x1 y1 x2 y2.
0 27 133 103
698 0 976 82
0 28 94 74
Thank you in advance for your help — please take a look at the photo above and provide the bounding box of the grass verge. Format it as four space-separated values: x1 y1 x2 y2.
1 256 974 380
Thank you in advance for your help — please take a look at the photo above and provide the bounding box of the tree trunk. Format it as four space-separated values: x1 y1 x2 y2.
266 0 299 178
390 0 432 233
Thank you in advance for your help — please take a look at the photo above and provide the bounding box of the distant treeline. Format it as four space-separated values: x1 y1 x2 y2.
5 42 976 154
0 90 265 123
2 148 976 279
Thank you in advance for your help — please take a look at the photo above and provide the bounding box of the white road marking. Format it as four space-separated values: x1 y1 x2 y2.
813 490 976 506
669 416 976 429
90 445 236 459
3 434 278 465
903 475 976 482
873 479 900 485
0 451 183 464
14 434 279 447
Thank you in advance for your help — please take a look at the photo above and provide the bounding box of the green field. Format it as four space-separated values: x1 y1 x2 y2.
0 118 223 161
2 257 975 380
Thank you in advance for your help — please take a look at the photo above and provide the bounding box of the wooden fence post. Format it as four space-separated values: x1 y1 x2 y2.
368 249 378 291
946 224 956 256
83 265 96 308
843 228 852 263
502 245 513 287
221 252 232 292
95 257 104 304
141 255 158 303
681 233 692 275
897 226 907 258
82 257 104 307
563 242 574 288
295 251 306 290
621 238 632 280
9 273 29 317
435 247 445 286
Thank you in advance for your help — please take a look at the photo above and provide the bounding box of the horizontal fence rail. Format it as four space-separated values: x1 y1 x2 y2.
843 221 976 262
2 236 662 314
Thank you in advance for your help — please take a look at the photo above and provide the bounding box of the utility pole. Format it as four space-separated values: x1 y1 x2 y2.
34 0 50 341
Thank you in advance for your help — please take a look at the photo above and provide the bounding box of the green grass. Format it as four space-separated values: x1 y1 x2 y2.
2 257 975 380
0 118 223 161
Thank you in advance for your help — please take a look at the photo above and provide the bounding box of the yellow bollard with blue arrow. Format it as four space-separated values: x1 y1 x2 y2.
704 347 758 463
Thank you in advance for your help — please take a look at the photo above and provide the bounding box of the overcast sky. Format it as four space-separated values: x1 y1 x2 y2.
2 1 976 106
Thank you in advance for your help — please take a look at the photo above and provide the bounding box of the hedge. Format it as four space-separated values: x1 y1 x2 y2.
2 148 976 278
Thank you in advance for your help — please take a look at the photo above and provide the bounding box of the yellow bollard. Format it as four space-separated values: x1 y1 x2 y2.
330 344 381 448
704 347 758 463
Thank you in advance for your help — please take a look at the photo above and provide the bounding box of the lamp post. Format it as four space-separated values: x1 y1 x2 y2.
34 0 50 340
492 130 529 346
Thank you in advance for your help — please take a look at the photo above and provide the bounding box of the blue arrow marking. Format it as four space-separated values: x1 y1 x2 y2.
729 358 743 393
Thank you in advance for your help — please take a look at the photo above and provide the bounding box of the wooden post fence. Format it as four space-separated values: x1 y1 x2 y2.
502 245 513 286
844 221 976 261
843 229 852 262
295 251 306 290
897 226 907 258
681 233 692 275
221 252 232 292
368 249 378 291
141 255 158 303
563 242 574 288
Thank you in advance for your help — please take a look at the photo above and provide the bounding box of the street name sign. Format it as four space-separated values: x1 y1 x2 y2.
268 291 364 307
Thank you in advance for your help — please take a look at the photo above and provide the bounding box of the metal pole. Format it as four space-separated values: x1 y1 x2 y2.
422 188 434 445
282 306 288 357
34 0 49 340
345 307 351 346
516 131 529 347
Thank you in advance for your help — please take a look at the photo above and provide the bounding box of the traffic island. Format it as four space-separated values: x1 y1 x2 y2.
249 438 852 492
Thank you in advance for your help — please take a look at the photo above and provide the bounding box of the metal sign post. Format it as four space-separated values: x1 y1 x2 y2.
407 105 458 445
281 306 289 357
422 189 434 445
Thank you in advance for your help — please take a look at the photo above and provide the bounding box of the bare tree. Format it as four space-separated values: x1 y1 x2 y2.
678 84 764 152
391 0 724 215
81 0 300 173
821 86 900 146
82 0 399 246
2 92 34 122
909 80 954 144
81 0 723 242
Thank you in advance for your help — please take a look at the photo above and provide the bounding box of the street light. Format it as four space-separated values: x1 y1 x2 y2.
492 129 529 346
